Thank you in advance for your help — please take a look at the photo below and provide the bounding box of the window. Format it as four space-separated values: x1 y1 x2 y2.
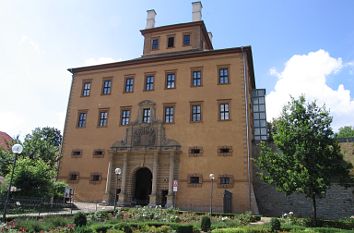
191 103 202 122
164 105 175 124
143 108 151 123
189 146 203 157
218 146 233 156
183 34 191 46
167 36 175 48
90 173 102 183
82 81 91 97
166 72 176 89
192 70 202 87
71 150 82 157
93 149 104 158
151 38 159 50
218 67 229 84
77 111 87 128
124 77 134 93
219 102 230 120
120 107 131 126
98 110 109 127
102 79 112 95
188 174 202 187
145 75 154 91
190 176 200 184
68 172 79 182
218 175 234 188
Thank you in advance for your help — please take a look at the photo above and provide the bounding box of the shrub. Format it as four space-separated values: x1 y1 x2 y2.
123 225 132 233
237 212 253 225
270 218 281 232
74 212 87 227
176 224 194 233
16 218 46 232
92 211 110 222
92 224 112 233
75 226 94 233
201 216 211 232
47 216 71 228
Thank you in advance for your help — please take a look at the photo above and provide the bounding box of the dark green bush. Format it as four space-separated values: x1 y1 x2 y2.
92 224 112 233
201 216 211 232
123 225 132 233
270 218 281 232
75 226 94 233
176 224 194 233
74 212 87 227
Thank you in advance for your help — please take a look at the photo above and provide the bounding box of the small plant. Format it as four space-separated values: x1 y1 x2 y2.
74 212 87 227
176 224 194 233
123 225 132 233
201 216 211 232
270 218 281 232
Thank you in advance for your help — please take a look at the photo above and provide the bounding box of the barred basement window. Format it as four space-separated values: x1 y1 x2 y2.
90 173 102 184
218 146 233 156
188 174 202 187
68 172 79 182
189 146 203 157
71 150 82 157
218 175 234 188
93 149 104 158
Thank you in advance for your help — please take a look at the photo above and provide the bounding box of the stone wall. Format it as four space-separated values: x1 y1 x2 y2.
253 139 354 219
254 176 353 219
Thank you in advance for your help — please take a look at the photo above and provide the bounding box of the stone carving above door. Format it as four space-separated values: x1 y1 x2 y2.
111 100 180 152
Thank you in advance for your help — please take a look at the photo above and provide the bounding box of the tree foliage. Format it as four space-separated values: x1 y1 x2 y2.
256 96 353 222
336 126 354 138
23 127 62 167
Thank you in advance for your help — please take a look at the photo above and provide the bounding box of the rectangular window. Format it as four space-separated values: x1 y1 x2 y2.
164 105 175 124
219 103 230 120
166 72 176 89
220 176 231 185
183 34 191 46
189 146 203 157
191 103 202 122
120 108 131 126
102 79 112 95
143 108 151 123
90 173 102 183
218 67 229 84
98 110 108 127
167 36 175 48
82 81 91 97
77 112 87 128
93 149 104 158
151 38 159 50
190 176 200 184
192 70 202 87
218 146 233 156
124 77 134 93
145 75 154 91
71 150 82 157
68 172 79 181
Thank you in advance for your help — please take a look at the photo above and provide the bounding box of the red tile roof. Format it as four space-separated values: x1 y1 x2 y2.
0 131 12 150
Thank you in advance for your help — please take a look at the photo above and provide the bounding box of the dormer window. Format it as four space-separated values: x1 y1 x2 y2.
167 36 175 48
152 38 159 50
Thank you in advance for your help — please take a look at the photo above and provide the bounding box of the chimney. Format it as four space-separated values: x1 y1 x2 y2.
146 9 157 29
192 1 202 21
208 32 213 43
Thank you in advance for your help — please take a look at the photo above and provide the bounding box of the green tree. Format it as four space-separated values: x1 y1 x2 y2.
23 127 62 167
8 157 56 197
337 126 354 138
256 96 353 224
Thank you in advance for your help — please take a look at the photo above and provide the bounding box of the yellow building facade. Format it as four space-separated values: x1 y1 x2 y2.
59 2 263 213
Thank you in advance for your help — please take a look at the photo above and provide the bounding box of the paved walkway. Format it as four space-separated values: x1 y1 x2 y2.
3 202 115 219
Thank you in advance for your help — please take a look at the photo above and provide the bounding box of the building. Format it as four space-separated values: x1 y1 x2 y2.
0 131 12 151
58 2 265 213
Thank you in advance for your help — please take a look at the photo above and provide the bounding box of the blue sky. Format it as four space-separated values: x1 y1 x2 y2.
1 0 354 137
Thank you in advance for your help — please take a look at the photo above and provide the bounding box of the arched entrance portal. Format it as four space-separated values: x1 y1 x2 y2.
133 167 152 206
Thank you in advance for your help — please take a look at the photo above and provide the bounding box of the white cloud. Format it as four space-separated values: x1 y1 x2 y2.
266 49 354 130
84 57 120 66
